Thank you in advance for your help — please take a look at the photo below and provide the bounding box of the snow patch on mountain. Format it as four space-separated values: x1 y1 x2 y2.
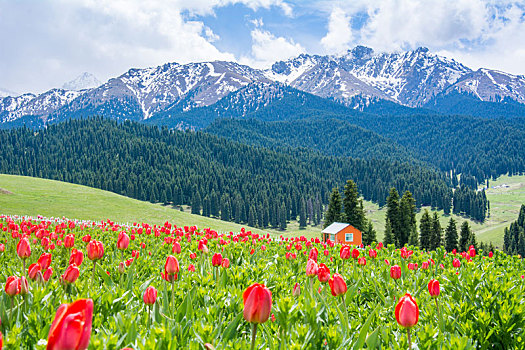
62 73 102 91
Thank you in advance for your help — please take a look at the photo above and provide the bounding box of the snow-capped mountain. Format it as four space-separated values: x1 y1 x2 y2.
442 68 525 104
1 46 525 125
62 72 101 91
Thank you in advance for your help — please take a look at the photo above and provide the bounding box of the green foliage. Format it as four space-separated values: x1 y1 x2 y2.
445 218 459 252
342 180 366 231
324 188 342 228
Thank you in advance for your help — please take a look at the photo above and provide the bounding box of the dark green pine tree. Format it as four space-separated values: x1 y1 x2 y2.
399 191 417 247
220 194 230 222
518 204 525 228
503 227 511 254
445 218 458 252
430 212 443 250
210 190 219 217
202 195 210 217
386 188 402 247
299 197 307 229
343 180 366 231
459 221 472 252
324 188 343 228
363 219 377 245
280 203 287 230
191 190 201 215
419 209 432 250
248 205 256 228
383 218 395 246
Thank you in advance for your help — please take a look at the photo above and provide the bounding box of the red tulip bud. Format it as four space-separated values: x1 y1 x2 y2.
69 249 84 266
143 286 158 306
19 276 29 295
62 264 80 284
47 299 93 350
16 237 31 260
28 263 42 280
38 253 52 270
64 234 75 248
212 253 223 267
87 240 104 261
453 258 461 268
352 248 360 259
164 255 179 275
172 241 181 254
358 257 367 266
390 265 401 279
317 263 330 283
221 258 230 269
5 276 20 296
428 279 440 298
243 283 272 324
368 249 377 258
292 282 301 297
117 232 130 250
395 293 419 328
328 273 347 297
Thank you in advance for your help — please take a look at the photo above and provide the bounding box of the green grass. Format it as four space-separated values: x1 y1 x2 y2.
1 174 524 245
0 174 269 235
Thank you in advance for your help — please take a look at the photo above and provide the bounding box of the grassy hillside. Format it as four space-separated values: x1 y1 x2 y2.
1 174 523 246
0 174 268 235
363 174 525 247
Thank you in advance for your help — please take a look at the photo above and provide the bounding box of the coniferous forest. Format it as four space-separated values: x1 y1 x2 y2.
0 118 453 228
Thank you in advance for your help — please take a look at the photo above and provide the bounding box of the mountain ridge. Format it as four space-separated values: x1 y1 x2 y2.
2 46 525 126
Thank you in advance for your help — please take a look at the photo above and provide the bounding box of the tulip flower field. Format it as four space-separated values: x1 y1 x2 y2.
1 215 525 349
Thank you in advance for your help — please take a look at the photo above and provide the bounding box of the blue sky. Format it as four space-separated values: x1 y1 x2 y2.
1 0 525 94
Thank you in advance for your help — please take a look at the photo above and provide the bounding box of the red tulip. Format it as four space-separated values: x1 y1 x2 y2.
0 317 3 349
16 237 31 260
292 282 301 297
488 251 493 258
408 263 415 270
164 255 179 275
339 245 351 260
221 258 230 268
469 247 476 258
87 240 104 261
47 299 93 350
328 273 347 297
358 257 367 266
117 232 130 250
306 259 318 277
0 243 5 252
43 267 53 282
428 279 440 298
5 276 20 296
28 263 42 280
64 234 75 248
395 293 419 328
69 249 84 266
190 252 197 259
143 286 157 305
243 283 272 324
376 242 384 250
317 263 330 283
188 264 196 272
172 241 181 254
421 261 429 270
38 253 52 270
390 265 401 279
352 248 360 259
308 247 318 262
453 258 461 268
368 249 377 258
62 264 80 284
212 253 223 267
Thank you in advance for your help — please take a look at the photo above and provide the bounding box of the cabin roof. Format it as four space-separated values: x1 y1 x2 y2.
322 222 351 234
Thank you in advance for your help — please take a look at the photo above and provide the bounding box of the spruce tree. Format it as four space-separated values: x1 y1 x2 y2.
384 218 395 246
299 198 307 228
386 188 401 247
408 226 419 247
399 191 416 247
280 203 287 230
248 205 256 227
343 180 365 231
324 188 343 228
419 210 432 250
364 219 377 245
445 218 458 252
430 212 443 250
191 191 201 215
459 221 472 251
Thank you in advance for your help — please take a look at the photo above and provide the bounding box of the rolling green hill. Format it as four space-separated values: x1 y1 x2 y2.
0 174 266 234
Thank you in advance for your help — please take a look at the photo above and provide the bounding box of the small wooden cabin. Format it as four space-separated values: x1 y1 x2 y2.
322 222 362 245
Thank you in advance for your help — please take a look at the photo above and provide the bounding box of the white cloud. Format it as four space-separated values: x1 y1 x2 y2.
320 7 353 54
0 0 294 93
241 27 305 68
